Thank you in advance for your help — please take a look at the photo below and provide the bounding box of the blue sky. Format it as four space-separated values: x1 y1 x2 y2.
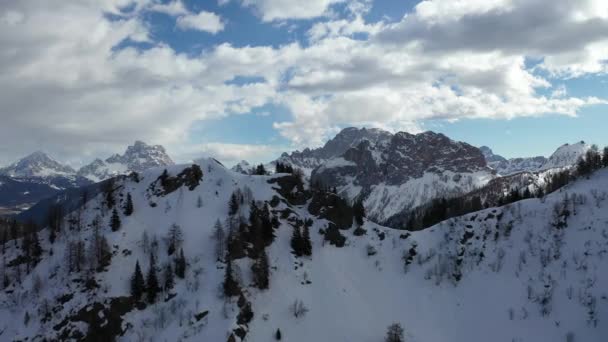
0 0 607 166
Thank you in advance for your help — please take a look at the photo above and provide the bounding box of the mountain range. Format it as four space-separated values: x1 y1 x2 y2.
0 141 174 213
0 150 606 341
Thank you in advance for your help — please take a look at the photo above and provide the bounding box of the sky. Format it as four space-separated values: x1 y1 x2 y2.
0 0 607 167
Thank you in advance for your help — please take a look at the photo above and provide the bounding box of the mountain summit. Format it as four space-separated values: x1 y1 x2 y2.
77 141 174 181
0 151 75 178
278 127 393 173
311 130 493 223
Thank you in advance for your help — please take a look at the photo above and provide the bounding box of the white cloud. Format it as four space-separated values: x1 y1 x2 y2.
0 0 606 165
148 0 188 16
240 0 345 22
176 10 224 33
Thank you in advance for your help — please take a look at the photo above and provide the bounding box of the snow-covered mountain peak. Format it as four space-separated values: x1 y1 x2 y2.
542 141 590 170
312 130 493 223
0 151 75 178
77 141 174 182
277 127 393 173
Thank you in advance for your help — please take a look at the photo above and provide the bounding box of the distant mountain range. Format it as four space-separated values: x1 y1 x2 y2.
0 129 593 218
0 141 174 213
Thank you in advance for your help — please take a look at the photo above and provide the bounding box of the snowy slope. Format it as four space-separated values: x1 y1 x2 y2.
1 162 607 341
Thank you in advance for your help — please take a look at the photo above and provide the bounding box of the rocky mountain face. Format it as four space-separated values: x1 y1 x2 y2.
311 129 494 223
277 127 392 173
77 141 174 182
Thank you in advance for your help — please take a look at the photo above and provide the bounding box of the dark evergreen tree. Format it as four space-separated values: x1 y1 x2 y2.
290 225 304 257
167 224 183 256
603 146 608 168
223 260 240 297
353 199 366 226
228 192 239 216
146 253 160 303
385 323 404 342
110 208 121 232
124 193 134 216
164 263 174 292
175 248 187 279
213 219 226 262
275 329 282 340
130 260 145 301
252 248 270 290
253 164 267 175
301 224 312 257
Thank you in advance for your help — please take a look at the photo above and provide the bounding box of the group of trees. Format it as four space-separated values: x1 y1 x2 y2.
131 250 187 303
290 221 312 257
274 162 294 174
577 145 607 177
222 190 281 296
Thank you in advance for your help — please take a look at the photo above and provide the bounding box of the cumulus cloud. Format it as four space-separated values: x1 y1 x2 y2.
240 0 345 21
0 0 606 166
176 10 225 33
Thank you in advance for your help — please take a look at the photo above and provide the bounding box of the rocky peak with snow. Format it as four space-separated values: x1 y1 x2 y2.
312 130 494 223
0 151 75 178
479 146 507 164
541 141 590 170
277 127 393 172
77 141 174 182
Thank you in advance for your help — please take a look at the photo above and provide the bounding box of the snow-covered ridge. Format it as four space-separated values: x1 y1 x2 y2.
1 158 607 341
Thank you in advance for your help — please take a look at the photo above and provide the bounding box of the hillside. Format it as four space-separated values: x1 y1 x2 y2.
0 160 607 341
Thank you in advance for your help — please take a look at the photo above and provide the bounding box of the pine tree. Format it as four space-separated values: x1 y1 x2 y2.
124 193 134 216
130 260 145 301
196 195 203 208
110 208 121 232
146 254 160 303
30 230 42 262
275 329 282 340
229 192 239 216
302 224 312 257
353 199 366 226
175 248 186 278
213 220 226 262
290 225 303 257
603 146 608 168
167 224 183 256
164 263 174 292
385 323 404 342
223 260 240 297
252 248 270 290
